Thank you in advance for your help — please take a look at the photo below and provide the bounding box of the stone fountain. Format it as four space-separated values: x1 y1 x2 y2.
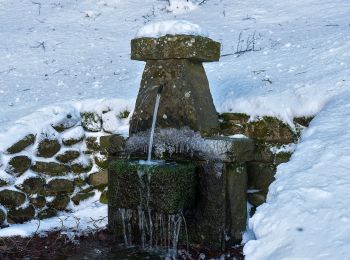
108 32 255 252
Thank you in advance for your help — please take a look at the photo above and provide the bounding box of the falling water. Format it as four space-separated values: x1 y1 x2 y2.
147 85 163 162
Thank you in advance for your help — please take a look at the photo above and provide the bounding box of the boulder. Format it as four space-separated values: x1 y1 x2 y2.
45 179 74 196
56 150 80 163
21 177 45 194
31 161 70 176
5 155 32 176
0 189 26 208
71 192 95 205
30 196 46 209
81 112 102 132
36 138 61 158
49 195 70 210
6 134 35 154
61 126 85 146
88 170 108 188
7 205 35 224
38 208 57 220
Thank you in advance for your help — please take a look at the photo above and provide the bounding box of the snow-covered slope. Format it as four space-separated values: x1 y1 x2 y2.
1 0 350 258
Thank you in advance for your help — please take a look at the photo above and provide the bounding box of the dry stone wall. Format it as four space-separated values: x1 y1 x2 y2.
0 110 128 226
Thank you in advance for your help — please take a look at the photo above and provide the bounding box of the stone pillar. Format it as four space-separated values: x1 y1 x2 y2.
129 35 221 136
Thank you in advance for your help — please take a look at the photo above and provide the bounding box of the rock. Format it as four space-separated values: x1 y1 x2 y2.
118 109 130 119
0 189 26 208
81 112 102 132
100 135 125 155
275 151 292 165
30 196 46 208
94 154 108 169
56 150 80 163
0 208 6 225
38 208 57 220
247 162 276 193
85 136 100 151
73 177 86 187
71 192 95 205
102 111 119 133
49 195 70 210
61 126 85 146
70 159 93 174
131 35 220 62
37 139 61 158
31 161 70 176
6 134 35 154
5 155 31 176
293 116 314 128
88 170 108 188
248 191 267 207
7 205 35 224
45 179 74 196
21 177 45 194
99 190 108 204
51 110 80 132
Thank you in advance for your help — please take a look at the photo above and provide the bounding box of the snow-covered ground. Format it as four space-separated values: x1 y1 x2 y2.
1 0 350 258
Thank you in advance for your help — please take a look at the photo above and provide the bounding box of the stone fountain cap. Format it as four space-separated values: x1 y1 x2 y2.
131 34 221 62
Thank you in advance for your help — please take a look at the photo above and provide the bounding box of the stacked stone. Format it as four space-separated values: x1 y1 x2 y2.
219 113 313 213
0 110 127 225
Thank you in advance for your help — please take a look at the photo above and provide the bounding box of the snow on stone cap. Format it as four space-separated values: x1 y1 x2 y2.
135 20 209 39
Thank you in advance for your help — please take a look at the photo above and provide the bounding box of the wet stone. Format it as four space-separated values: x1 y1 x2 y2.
21 177 45 194
36 138 61 158
31 161 70 176
0 189 26 208
56 150 80 163
6 134 35 154
45 179 74 196
5 155 32 176
7 205 35 224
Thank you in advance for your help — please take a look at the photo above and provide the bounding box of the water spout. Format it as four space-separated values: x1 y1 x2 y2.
147 85 163 162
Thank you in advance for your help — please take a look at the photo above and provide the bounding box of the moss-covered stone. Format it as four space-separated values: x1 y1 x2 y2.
6 134 35 154
131 35 220 62
0 189 26 208
51 113 80 132
30 196 46 209
100 135 125 155
7 205 35 224
275 151 292 165
71 160 93 174
45 179 74 196
293 116 314 128
247 162 276 193
88 170 108 188
71 192 95 205
31 161 70 176
85 136 100 151
21 177 45 194
0 208 5 225
81 112 102 132
118 109 130 119
100 190 108 204
56 150 80 163
0 179 8 187
73 177 86 187
36 138 61 158
38 208 57 220
62 127 85 146
49 195 70 210
5 155 32 176
247 191 267 207
109 160 196 214
94 154 108 169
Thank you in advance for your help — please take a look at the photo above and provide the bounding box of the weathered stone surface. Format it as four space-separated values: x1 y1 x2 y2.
45 179 74 196
51 112 80 132
56 150 80 163
248 191 267 207
49 195 70 210
109 160 196 214
71 160 93 174
31 161 70 176
274 151 292 165
73 177 86 187
129 59 219 136
5 155 32 176
36 138 61 158
85 136 100 151
131 35 220 62
6 134 35 154
81 112 102 132
100 190 108 204
100 135 125 155
21 177 45 194
38 208 57 220
0 189 26 208
220 113 297 144
7 205 35 224
247 162 276 193
0 208 5 225
62 126 85 146
293 116 314 128
30 196 46 209
71 192 95 205
88 170 108 188
94 154 108 169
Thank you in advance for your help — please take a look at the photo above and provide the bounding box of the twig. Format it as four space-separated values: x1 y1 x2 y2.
30 41 46 51
31 1 42 15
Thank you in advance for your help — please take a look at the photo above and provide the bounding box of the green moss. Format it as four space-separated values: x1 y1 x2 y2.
100 190 108 204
